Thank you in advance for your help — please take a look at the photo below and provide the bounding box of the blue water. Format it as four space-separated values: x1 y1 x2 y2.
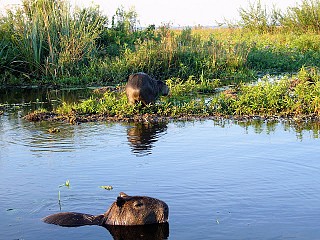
1 87 320 240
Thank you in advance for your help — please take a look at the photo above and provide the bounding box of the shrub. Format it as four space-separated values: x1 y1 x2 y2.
281 0 320 33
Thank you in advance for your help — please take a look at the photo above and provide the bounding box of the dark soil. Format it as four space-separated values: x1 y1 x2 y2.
23 111 320 125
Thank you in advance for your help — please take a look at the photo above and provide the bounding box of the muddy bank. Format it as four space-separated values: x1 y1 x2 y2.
23 110 320 125
23 111 171 124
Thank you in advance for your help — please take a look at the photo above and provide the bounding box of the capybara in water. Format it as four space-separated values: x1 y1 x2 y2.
125 72 169 105
43 192 169 227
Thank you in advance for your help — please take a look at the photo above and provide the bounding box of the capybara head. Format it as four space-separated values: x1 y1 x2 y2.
157 80 169 96
103 192 169 226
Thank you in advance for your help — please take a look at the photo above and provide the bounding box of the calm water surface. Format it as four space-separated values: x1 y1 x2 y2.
1 88 320 240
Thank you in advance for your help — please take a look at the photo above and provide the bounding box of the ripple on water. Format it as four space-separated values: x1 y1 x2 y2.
1 117 320 240
1 120 129 153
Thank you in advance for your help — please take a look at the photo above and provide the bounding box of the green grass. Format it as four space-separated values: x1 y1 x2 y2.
8 0 319 122
40 67 318 121
211 67 320 117
2 0 320 86
53 76 220 117
98 29 252 82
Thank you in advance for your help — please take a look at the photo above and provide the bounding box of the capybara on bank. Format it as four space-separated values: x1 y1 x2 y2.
125 73 169 105
43 192 169 227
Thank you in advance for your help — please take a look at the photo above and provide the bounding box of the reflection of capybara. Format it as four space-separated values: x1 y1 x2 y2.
125 73 169 105
43 192 169 227
127 122 168 155
106 222 169 240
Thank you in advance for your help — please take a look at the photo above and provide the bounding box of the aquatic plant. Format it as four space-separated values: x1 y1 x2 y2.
100 185 113 190
47 127 60 133
58 180 70 208
238 0 282 33
237 0 320 34
101 30 252 82
59 180 70 188
52 76 219 118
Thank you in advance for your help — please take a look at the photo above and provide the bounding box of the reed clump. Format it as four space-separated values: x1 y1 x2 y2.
0 0 105 82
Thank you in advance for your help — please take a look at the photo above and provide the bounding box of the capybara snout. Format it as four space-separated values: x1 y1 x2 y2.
125 72 169 105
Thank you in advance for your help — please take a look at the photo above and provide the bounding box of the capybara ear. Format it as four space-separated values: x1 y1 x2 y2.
119 192 129 198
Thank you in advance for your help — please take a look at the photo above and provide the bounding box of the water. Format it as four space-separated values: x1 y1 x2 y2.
0 87 94 112
1 88 320 240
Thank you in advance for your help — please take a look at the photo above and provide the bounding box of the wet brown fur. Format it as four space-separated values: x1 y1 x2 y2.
103 192 168 225
43 192 169 226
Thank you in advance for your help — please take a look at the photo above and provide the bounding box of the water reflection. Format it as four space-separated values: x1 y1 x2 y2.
127 122 168 156
1 86 319 140
0 87 93 113
234 119 320 140
106 223 169 240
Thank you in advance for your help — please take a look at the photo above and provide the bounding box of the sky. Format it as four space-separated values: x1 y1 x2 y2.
1 0 300 27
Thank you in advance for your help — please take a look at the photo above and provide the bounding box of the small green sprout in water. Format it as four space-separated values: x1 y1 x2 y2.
58 180 70 209
59 180 70 188
100 185 113 190
48 128 60 133
65 180 70 187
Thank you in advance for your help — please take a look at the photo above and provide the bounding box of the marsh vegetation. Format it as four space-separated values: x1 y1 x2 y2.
1 0 320 120
2 3 320 239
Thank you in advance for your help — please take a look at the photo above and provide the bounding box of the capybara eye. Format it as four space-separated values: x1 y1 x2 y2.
134 201 144 208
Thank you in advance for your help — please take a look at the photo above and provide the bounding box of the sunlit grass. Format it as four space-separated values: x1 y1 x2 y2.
211 67 320 117
46 67 320 121
1 0 320 85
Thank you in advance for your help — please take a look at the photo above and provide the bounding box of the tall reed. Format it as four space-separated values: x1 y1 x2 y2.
3 0 105 80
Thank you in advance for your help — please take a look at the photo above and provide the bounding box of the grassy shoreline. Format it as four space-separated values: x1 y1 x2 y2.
24 67 320 123
2 0 320 123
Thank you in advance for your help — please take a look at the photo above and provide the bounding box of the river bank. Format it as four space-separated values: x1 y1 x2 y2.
21 67 319 124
